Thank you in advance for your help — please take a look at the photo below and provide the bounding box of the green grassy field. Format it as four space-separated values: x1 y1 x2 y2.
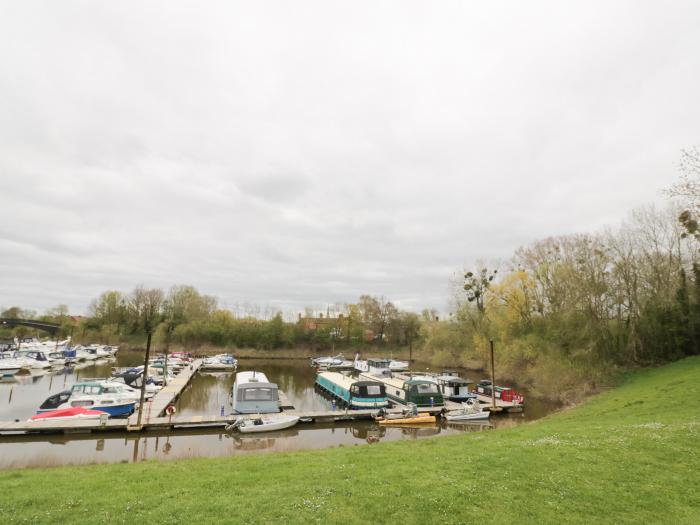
1 357 699 524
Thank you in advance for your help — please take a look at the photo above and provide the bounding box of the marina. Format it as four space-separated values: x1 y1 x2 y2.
0 351 556 467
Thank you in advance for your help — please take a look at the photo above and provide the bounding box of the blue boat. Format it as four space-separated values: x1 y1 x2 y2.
315 372 389 409
38 381 137 417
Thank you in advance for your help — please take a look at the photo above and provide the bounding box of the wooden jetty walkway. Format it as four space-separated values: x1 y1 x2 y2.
129 359 203 427
0 404 445 436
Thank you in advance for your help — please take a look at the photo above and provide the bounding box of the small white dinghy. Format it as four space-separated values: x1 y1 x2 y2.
226 414 299 433
445 398 490 421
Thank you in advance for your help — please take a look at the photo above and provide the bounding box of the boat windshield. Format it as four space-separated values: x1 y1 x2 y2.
72 385 103 395
239 387 278 401
351 384 385 397
414 383 439 394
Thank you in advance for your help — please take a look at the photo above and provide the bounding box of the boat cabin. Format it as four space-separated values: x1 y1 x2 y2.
435 374 475 401
39 390 72 411
360 371 444 407
402 379 444 407
315 372 389 409
232 371 281 414
354 356 393 374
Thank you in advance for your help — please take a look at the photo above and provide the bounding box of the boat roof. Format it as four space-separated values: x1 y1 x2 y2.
367 358 391 365
359 372 436 389
404 378 438 386
318 371 382 389
235 371 273 386
436 376 471 384
72 381 105 387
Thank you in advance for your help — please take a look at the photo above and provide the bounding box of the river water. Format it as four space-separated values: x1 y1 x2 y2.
0 351 559 469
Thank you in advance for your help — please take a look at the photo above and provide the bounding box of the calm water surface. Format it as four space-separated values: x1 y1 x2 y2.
0 352 560 469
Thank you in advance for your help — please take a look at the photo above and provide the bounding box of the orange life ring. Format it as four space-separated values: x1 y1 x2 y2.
166 405 177 416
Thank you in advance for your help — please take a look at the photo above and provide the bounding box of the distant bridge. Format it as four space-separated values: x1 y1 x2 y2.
0 318 61 335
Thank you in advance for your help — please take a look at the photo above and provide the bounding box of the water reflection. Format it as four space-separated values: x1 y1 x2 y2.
0 353 559 469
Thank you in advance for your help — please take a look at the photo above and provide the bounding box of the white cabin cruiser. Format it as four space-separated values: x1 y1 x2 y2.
12 350 53 369
38 380 137 417
0 355 25 376
232 371 281 414
353 355 393 375
202 354 238 371
311 354 345 367
388 359 409 372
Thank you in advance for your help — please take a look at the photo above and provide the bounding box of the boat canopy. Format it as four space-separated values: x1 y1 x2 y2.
237 382 279 401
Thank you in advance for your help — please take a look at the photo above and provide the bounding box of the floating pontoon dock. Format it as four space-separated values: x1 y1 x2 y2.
0 361 516 437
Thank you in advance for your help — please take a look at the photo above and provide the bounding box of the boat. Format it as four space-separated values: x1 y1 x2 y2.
375 403 436 425
29 407 107 422
353 355 393 374
311 354 346 367
435 371 477 401
202 354 238 371
388 359 409 372
226 414 299 433
445 398 490 421
12 350 53 369
73 345 99 361
37 381 137 417
0 354 25 376
315 372 389 409
232 371 281 414
475 380 525 405
110 369 161 398
358 371 444 407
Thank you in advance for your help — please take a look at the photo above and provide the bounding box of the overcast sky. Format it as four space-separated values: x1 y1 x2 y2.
1 1 699 316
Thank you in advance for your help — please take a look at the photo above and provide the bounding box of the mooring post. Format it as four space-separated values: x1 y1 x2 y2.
136 330 153 428
490 339 496 410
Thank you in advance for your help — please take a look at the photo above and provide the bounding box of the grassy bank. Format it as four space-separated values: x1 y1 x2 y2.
2 358 699 524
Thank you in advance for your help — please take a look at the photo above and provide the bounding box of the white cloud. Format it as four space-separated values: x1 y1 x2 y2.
0 1 698 315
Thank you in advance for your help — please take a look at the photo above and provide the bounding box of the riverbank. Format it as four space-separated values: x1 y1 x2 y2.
1 357 698 523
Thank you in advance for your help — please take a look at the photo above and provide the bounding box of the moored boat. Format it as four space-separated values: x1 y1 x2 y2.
445 398 490 421
29 407 107 422
375 403 436 425
38 381 137 417
353 355 393 374
12 350 53 369
388 359 409 372
226 414 299 433
232 371 281 414
358 371 444 407
202 354 238 371
315 372 389 409
475 380 525 405
435 371 477 401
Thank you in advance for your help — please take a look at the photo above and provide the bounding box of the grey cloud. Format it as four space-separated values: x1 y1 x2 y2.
1 1 699 316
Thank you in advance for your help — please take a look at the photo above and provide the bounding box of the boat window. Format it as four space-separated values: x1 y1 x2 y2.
415 383 439 394
239 387 278 401
364 385 383 397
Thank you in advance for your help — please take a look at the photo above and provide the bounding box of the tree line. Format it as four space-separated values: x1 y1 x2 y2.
0 287 428 352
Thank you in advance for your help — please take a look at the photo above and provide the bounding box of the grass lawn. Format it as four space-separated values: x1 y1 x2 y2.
1 357 699 524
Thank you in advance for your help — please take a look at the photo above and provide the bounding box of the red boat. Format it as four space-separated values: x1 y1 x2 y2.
475 380 525 405
30 407 108 421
